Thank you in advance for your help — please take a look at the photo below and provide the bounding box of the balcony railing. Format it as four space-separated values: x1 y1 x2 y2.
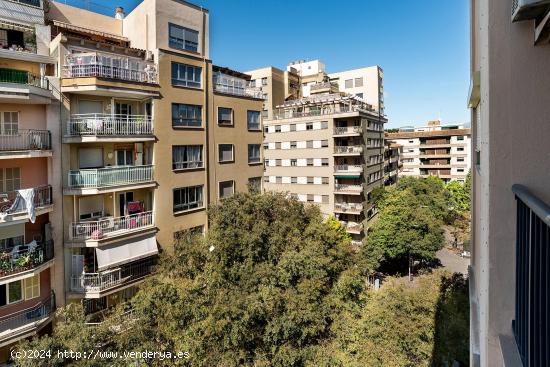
0 240 54 278
334 184 363 193
213 71 264 98
0 185 52 217
63 53 158 84
70 257 156 293
334 146 363 154
341 221 363 233
67 165 154 189
310 81 339 92
0 130 51 151
512 184 550 367
66 114 153 137
0 292 55 339
335 202 364 212
334 126 362 135
0 69 50 89
70 211 154 240
334 165 363 173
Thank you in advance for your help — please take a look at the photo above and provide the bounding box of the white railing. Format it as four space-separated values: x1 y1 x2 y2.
63 52 158 84
70 211 154 240
334 165 363 173
68 165 153 189
213 71 264 99
334 146 363 154
335 202 364 212
341 221 364 233
310 81 339 91
334 184 363 193
67 114 153 137
334 126 362 135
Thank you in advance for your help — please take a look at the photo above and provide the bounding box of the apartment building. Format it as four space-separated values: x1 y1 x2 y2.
0 0 60 358
263 87 386 246
469 0 550 366
386 120 471 183
383 141 401 186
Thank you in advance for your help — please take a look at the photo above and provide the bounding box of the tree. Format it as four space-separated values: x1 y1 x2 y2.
446 181 470 213
395 176 450 220
325 215 352 243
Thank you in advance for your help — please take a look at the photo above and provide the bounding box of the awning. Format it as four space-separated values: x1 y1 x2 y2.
335 175 361 179
95 235 158 271
0 20 34 33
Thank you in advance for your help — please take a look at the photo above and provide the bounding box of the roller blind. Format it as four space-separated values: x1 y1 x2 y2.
78 148 103 169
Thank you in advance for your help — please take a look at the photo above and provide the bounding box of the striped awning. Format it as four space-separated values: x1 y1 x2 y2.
0 20 34 33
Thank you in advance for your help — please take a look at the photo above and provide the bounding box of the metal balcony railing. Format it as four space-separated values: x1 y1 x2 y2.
67 114 153 137
70 257 156 293
334 202 364 212
67 165 154 189
0 240 54 278
0 129 51 151
0 69 50 89
212 72 264 98
0 292 55 339
0 185 52 216
334 165 363 173
334 126 362 135
63 53 158 84
334 184 363 193
334 146 363 154
70 211 154 240
512 184 550 367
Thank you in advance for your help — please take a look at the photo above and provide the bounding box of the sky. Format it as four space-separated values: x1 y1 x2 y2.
62 0 471 129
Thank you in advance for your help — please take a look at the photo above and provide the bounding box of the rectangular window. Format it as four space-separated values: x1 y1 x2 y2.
457 136 465 141
219 181 234 199
248 177 261 194
7 280 22 304
248 144 261 164
321 121 328 129
322 177 329 184
345 79 353 88
218 107 233 126
172 145 203 170
1 167 21 192
291 177 297 184
172 104 202 127
1 112 19 134
290 159 297 166
0 235 23 250
457 157 465 162
219 144 234 162
306 123 313 130
275 125 281 133
457 147 465 152
24 274 40 300
322 195 329 204
173 185 203 213
355 77 363 87
169 23 199 52
307 177 314 184
307 194 315 202
290 124 296 131
321 140 329 147
247 111 261 130
290 141 297 149
171 62 202 88
322 158 329 166
261 77 268 86
307 159 313 166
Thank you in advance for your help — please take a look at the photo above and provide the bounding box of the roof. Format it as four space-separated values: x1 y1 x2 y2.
212 65 251 80
386 128 471 139
52 20 128 43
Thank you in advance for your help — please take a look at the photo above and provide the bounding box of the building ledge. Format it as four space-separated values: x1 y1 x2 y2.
63 182 156 196
65 227 157 248
63 135 155 144
0 259 54 286
0 149 52 160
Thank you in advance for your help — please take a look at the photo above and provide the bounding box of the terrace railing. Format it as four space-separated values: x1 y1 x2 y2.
70 211 154 240
0 129 51 151
334 126 362 135
0 240 54 278
67 114 153 137
0 292 55 338
334 165 363 173
67 165 154 189
0 69 50 89
0 185 52 215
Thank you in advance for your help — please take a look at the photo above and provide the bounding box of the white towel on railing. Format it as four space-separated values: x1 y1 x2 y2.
0 189 37 223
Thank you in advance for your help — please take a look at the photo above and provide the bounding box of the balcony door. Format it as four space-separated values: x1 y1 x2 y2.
115 103 132 116
118 191 134 217
116 149 134 166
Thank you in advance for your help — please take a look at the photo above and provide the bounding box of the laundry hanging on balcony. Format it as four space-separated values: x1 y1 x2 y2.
0 188 36 223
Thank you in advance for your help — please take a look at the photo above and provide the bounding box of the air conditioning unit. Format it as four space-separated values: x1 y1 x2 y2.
512 0 550 22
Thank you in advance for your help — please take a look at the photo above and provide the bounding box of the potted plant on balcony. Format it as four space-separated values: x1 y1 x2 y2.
0 252 12 275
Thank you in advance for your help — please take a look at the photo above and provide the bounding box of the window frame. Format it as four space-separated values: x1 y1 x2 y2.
217 107 233 126
247 144 261 164
172 103 203 128
172 145 203 170
173 185 204 214
168 23 199 52
247 110 261 131
171 62 202 89
218 144 234 163
218 180 235 199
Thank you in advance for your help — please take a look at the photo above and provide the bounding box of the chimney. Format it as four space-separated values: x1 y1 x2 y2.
115 7 125 20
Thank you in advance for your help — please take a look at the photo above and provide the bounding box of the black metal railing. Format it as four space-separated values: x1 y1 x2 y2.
512 184 550 367
0 292 55 338
0 240 54 278
0 69 50 90
0 129 51 151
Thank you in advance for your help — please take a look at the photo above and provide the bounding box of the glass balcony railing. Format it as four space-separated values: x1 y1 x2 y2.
68 165 154 189
0 129 51 151
66 114 153 137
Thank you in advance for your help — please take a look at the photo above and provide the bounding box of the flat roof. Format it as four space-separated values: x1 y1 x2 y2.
386 128 471 139
213 65 251 80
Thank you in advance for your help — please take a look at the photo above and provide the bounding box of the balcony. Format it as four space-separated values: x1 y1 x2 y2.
0 129 51 159
70 257 156 297
65 114 154 143
0 185 52 223
0 240 54 283
0 292 55 348
334 202 364 214
333 146 363 156
0 69 53 103
66 165 154 194
333 126 362 136
334 165 363 177
310 81 339 94
334 184 363 195
341 221 364 234
69 211 155 243
213 71 263 99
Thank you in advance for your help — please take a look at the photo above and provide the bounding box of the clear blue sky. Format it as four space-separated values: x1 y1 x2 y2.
63 0 471 128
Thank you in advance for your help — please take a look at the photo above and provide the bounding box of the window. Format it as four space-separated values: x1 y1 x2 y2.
457 168 465 173
307 159 313 166
307 194 315 202
219 181 234 199
457 136 465 141
290 141 297 149
172 145 203 170
322 177 329 184
218 144 234 162
0 235 23 250
290 159 297 166
24 275 40 300
171 62 202 88
7 281 22 304
457 147 465 152
1 112 18 134
291 177 297 184
247 111 261 130
307 177 314 184
321 121 328 129
116 149 134 166
345 79 353 88
275 125 281 133
355 77 363 87
78 195 104 220
290 124 296 131
174 226 204 241
457 157 465 162
322 158 329 166
356 93 363 99
173 185 203 213
248 177 261 194
306 123 313 130
1 167 20 192
218 107 233 126
172 104 202 127
169 23 199 52
261 77 268 86
322 195 329 204
321 140 329 147
248 144 261 164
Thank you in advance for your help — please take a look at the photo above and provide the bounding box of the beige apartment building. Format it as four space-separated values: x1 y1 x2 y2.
469 0 550 366
0 0 61 358
263 88 386 246
383 141 401 186
386 121 471 183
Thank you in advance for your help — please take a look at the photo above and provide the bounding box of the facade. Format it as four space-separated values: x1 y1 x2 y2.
263 88 386 246
469 0 550 366
0 0 60 358
383 141 401 186
386 121 471 183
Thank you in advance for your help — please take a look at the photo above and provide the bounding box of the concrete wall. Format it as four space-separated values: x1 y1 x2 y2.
47 2 122 35
329 66 382 112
